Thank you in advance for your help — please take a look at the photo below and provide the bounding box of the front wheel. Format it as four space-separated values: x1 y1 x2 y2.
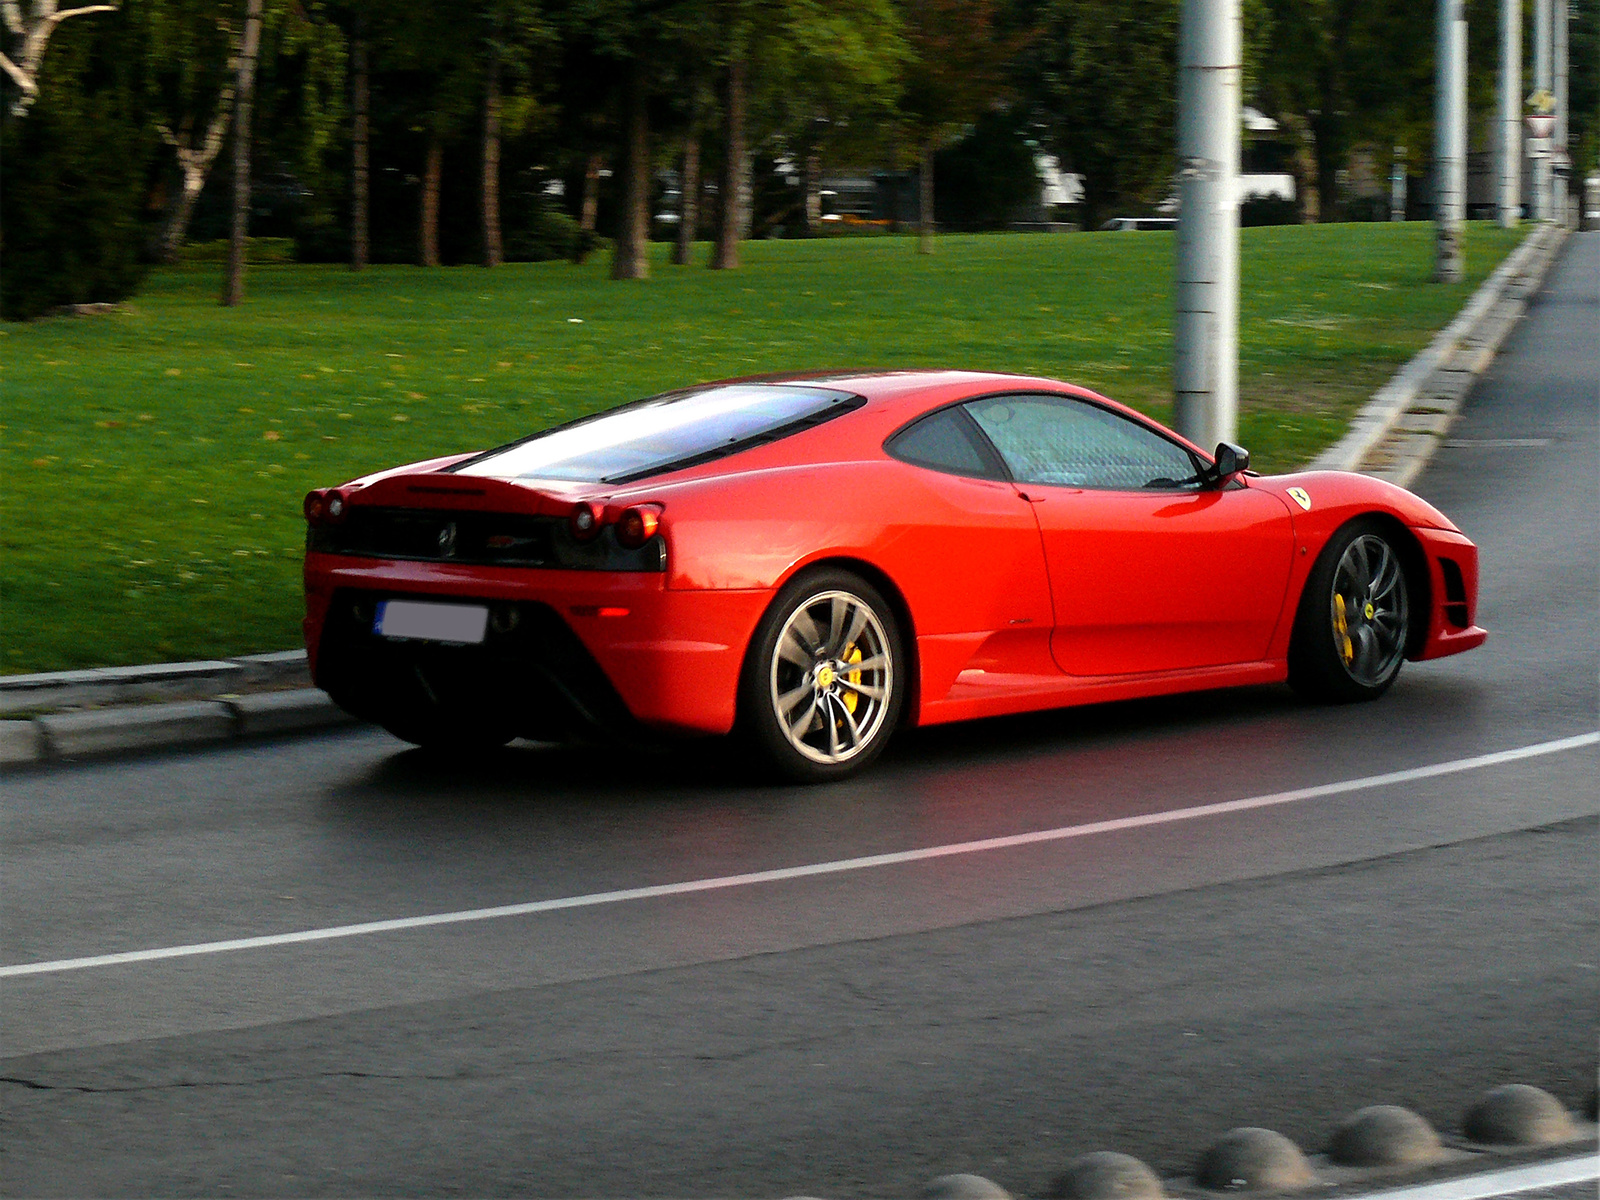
740 570 905 783
1288 519 1413 703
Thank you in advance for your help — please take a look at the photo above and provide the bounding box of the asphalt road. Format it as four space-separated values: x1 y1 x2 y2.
3 235 1596 1199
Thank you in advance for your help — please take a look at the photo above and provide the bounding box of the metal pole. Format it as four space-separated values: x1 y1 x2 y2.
1533 0 1551 220
1554 0 1569 224
1435 0 1467 282
1499 0 1521 227
1173 0 1241 451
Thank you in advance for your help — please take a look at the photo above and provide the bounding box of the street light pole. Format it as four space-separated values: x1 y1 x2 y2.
1498 0 1521 228
1173 0 1241 451
1554 0 1569 223
1533 0 1552 220
1435 0 1467 282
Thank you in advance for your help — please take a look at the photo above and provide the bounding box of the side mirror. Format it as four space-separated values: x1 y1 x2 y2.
1203 442 1250 487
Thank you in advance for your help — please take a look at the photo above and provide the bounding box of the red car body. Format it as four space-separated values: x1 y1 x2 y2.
303 370 1485 751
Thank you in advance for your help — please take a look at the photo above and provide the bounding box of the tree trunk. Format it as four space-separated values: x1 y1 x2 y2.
802 150 821 236
673 131 700 265
157 97 234 262
580 152 602 232
162 165 206 261
351 23 369 270
609 63 650 280
1282 113 1321 223
712 57 745 270
918 139 935 254
421 133 442 266
220 0 262 307
482 55 503 267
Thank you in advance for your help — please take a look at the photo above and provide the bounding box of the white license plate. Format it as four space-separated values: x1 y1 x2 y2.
374 600 488 644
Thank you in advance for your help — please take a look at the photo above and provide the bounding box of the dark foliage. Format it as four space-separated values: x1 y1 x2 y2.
1 18 153 320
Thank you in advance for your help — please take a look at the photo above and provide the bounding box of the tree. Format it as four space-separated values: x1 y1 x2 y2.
0 5 149 318
219 0 260 306
1015 0 1179 229
897 0 1020 253
1 0 117 116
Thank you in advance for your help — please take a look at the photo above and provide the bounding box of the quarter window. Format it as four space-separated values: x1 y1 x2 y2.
885 407 1004 479
963 394 1200 490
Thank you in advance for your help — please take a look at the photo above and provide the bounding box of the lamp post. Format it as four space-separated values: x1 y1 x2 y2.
1498 0 1520 227
1434 0 1466 282
1173 0 1241 450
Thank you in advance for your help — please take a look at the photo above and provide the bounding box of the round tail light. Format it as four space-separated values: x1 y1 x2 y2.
324 489 349 522
615 505 662 549
570 501 601 541
303 489 327 524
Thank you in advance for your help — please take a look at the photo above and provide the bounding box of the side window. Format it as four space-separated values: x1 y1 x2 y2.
964 394 1200 490
885 407 1004 479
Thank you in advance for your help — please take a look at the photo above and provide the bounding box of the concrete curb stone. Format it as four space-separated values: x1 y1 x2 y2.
223 689 355 737
38 700 235 759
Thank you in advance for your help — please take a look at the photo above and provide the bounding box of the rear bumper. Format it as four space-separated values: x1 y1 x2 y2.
304 554 770 736
1411 526 1487 660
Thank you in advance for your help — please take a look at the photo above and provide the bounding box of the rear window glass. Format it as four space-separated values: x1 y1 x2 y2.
451 384 863 484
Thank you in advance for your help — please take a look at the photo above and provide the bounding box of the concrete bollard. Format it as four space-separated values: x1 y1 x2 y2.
1047 1151 1166 1200
1195 1128 1314 1192
921 1174 1012 1200
1327 1105 1444 1168
1463 1084 1578 1146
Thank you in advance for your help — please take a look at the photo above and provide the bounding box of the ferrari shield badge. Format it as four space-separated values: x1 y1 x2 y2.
1287 487 1312 511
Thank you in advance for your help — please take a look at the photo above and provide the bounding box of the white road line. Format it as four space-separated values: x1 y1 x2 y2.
1343 1152 1599 1200
3 730 1595 980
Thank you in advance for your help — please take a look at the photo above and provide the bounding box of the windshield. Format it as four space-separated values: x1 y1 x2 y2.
450 384 863 484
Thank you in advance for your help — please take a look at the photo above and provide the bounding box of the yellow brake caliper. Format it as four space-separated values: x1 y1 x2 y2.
841 646 864 715
1334 594 1354 665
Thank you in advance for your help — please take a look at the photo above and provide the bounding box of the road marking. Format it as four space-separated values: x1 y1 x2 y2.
1343 1152 1598 1200
3 730 1595 980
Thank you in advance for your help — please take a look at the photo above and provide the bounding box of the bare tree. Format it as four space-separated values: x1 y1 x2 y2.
711 55 745 270
350 13 369 269
482 52 502 266
1 0 117 116
220 0 262 307
154 18 238 261
609 59 649 279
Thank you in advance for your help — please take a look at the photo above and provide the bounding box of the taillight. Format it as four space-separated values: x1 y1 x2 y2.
324 488 349 523
615 504 662 549
570 501 600 541
303 489 327 524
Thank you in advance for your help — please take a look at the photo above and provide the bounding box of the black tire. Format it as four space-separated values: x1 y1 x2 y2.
739 568 905 783
1288 518 1414 703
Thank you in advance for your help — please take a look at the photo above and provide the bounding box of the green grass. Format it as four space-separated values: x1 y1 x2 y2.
0 222 1526 674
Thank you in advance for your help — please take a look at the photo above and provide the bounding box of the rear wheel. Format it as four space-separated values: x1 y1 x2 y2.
740 569 904 783
1289 519 1413 703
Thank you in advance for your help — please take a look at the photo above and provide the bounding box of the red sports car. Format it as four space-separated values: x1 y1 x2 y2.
302 371 1486 781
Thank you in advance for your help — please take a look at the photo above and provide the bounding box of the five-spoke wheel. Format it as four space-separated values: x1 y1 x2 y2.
1290 519 1414 702
742 570 903 782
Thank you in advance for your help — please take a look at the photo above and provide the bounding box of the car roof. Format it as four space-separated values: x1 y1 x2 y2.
703 368 1120 423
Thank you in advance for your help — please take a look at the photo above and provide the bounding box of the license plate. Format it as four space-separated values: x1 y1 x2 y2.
374 600 488 644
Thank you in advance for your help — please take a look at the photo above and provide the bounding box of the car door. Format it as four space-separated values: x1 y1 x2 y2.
963 393 1296 677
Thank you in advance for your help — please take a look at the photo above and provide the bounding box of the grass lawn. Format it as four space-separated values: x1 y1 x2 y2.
0 221 1525 674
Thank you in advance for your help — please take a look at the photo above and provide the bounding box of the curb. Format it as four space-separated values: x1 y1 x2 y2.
1309 221 1573 488
1 678 355 767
